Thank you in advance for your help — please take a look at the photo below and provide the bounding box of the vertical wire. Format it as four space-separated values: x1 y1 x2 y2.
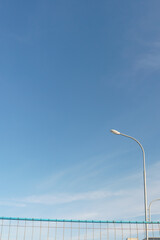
114 222 116 240
107 223 109 240
157 223 159 237
31 220 34 240
0 219 3 240
158 223 160 235
85 222 87 240
55 221 57 240
156 223 159 237
71 221 72 240
16 219 19 240
23 220 26 240
86 222 88 239
100 222 101 240
136 222 139 240
86 222 88 240
143 223 145 240
63 222 65 240
47 221 50 240
7 220 11 240
130 222 132 239
147 223 149 239
78 222 80 240
92 223 94 240
121 222 123 240
152 223 154 238
39 220 42 240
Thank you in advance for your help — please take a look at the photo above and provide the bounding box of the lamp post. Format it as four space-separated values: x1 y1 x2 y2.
148 199 160 221
110 129 148 240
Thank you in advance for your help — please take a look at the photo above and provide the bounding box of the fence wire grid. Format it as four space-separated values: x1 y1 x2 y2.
0 217 160 240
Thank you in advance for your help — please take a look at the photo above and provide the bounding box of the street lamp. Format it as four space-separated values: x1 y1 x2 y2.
148 199 160 221
110 129 148 240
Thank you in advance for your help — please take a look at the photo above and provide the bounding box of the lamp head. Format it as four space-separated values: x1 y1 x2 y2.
110 129 121 135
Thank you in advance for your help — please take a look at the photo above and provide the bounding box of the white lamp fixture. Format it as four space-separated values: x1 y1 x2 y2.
110 129 121 135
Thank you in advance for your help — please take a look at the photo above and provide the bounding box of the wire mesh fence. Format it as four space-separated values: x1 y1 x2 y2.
0 217 160 240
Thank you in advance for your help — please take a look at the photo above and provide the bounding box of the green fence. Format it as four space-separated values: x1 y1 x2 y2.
0 217 160 240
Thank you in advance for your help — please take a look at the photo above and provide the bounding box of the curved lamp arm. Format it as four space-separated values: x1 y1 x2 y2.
148 199 160 221
110 129 148 222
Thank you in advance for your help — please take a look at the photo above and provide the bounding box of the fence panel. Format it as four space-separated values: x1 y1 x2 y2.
0 217 159 240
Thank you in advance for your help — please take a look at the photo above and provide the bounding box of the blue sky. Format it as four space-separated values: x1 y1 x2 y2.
0 0 160 221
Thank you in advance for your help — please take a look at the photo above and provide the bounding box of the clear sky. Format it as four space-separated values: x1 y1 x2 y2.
0 0 160 221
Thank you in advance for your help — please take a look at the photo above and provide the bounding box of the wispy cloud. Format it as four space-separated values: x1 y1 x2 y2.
14 189 124 205
0 161 159 221
37 151 132 192
0 201 26 208
136 41 160 70
137 53 160 70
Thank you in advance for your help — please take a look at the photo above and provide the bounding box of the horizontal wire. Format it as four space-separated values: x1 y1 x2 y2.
0 217 159 224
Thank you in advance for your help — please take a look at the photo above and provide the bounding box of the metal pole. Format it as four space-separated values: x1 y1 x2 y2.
110 130 148 240
119 133 148 240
